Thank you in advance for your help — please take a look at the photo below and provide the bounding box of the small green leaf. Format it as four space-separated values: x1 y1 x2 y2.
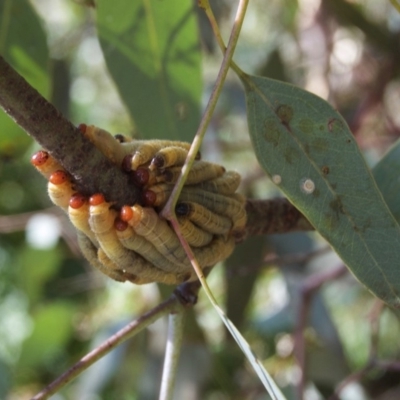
241 73 400 308
96 0 201 141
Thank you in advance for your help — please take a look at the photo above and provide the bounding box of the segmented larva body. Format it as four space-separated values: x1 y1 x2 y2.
48 171 75 211
68 193 98 244
229 193 247 232
149 146 191 171
31 150 64 179
161 161 225 185
146 183 174 207
122 205 190 271
178 188 245 228
177 216 214 248
129 141 191 171
95 248 152 285
88 195 180 283
115 221 190 279
176 201 232 235
83 125 136 165
77 231 129 283
195 170 241 195
193 236 236 267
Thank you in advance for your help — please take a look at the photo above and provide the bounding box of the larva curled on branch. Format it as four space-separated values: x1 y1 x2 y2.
30 124 247 285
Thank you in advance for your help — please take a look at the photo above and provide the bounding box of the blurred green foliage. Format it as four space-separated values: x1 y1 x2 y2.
1 0 400 399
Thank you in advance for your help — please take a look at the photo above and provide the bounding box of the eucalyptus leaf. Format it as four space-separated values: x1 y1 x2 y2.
241 73 400 308
96 0 201 141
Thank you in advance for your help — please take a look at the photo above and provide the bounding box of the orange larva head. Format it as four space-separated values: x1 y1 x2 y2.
114 218 128 231
31 150 49 167
69 193 87 209
49 170 68 185
78 123 87 134
120 205 133 222
89 193 105 206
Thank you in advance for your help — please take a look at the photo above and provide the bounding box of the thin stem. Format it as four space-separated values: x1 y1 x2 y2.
159 311 185 400
201 0 245 77
160 0 248 224
31 296 180 400
164 2 285 399
162 0 250 293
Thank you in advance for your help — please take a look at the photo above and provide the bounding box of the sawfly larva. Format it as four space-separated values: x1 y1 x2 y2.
121 205 190 271
176 201 232 235
177 216 214 247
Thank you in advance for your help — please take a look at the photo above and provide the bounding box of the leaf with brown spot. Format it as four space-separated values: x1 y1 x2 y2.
241 73 400 309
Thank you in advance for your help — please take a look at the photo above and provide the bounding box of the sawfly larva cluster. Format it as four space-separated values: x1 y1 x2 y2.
31 125 246 285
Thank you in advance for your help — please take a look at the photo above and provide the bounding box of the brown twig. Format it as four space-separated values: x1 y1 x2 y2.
244 198 313 238
0 56 141 207
30 295 179 400
30 280 200 400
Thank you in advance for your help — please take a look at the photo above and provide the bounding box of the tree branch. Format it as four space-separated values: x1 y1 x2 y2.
0 55 141 207
0 55 313 236
244 198 313 238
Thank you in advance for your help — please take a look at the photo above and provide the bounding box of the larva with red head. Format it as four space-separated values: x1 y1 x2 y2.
31 150 64 179
115 220 185 279
88 196 175 283
68 193 98 244
48 170 75 210
123 205 190 272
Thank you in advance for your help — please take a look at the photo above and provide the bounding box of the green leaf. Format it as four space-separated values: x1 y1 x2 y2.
241 73 400 308
0 0 50 156
0 0 49 94
96 0 201 141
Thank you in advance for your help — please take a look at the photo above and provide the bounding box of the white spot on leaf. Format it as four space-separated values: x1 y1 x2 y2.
272 175 282 184
300 178 315 194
